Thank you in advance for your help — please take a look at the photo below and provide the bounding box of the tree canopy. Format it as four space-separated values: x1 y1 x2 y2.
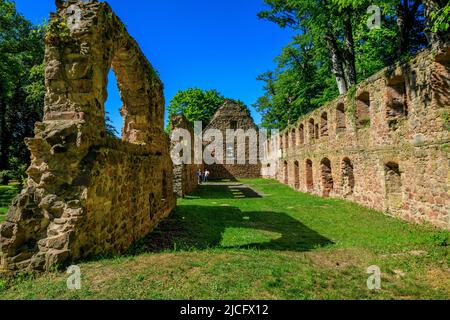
0 0 45 182
255 0 448 130
167 88 245 130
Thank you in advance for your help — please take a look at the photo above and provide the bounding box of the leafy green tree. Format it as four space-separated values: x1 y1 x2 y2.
424 0 450 47
255 0 433 131
429 2 449 32
0 0 45 178
254 36 337 130
167 88 227 129
258 0 362 94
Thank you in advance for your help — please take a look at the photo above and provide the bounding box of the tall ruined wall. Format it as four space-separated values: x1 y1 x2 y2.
170 115 200 198
0 1 176 271
264 47 450 229
204 100 261 180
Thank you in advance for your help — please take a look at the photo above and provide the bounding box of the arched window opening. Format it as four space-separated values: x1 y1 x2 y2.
320 158 334 197
336 103 346 133
385 162 401 193
283 161 288 184
309 119 315 142
299 124 305 144
305 159 314 192
294 160 300 189
341 158 355 196
386 76 408 130
104 70 123 138
356 92 371 129
285 133 289 149
384 162 403 214
291 128 297 148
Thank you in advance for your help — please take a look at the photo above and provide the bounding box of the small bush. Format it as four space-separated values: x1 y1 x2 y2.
430 231 450 247
0 171 14 185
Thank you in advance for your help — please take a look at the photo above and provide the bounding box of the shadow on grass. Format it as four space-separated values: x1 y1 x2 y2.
130 205 333 254
129 184 333 254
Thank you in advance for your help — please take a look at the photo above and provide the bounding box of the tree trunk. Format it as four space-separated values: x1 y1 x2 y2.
325 33 348 95
397 0 410 56
342 13 357 87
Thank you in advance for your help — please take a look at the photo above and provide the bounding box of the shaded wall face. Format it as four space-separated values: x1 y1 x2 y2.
170 115 200 197
73 147 175 259
264 48 450 229
0 2 175 271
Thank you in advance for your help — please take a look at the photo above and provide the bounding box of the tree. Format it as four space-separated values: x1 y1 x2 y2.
254 36 337 130
167 88 243 130
255 0 436 131
424 0 450 47
0 0 45 178
258 0 359 94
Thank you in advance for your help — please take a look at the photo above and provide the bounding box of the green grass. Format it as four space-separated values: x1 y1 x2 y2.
0 184 18 223
0 208 6 223
0 179 448 300
0 184 19 207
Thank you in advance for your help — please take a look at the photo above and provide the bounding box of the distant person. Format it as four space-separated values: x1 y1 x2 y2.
204 169 210 183
197 169 203 184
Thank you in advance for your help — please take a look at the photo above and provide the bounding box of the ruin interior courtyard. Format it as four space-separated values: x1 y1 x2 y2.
0 0 448 302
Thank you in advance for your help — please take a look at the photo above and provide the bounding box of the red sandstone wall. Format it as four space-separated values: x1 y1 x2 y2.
264 48 450 229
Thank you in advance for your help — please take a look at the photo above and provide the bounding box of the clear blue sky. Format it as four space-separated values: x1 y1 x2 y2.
16 0 295 133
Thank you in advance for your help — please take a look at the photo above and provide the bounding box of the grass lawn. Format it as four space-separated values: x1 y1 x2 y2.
0 207 7 223
0 184 19 223
0 179 448 300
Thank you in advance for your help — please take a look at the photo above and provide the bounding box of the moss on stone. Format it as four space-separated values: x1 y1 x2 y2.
45 18 71 44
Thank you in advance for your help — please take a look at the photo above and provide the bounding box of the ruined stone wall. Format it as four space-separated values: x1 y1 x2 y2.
204 100 261 180
0 1 176 271
264 47 450 229
170 115 200 198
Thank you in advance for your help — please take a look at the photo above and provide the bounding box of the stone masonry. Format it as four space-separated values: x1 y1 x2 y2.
170 115 200 198
0 1 176 271
204 100 262 180
263 46 450 229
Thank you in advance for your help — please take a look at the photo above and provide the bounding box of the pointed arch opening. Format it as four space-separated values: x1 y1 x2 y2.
294 160 300 189
356 92 371 129
341 158 355 196
309 119 315 142
336 103 346 134
305 159 314 192
299 124 305 144
386 75 408 130
385 162 402 214
320 158 334 197
283 160 288 184
104 70 123 138
291 128 297 148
